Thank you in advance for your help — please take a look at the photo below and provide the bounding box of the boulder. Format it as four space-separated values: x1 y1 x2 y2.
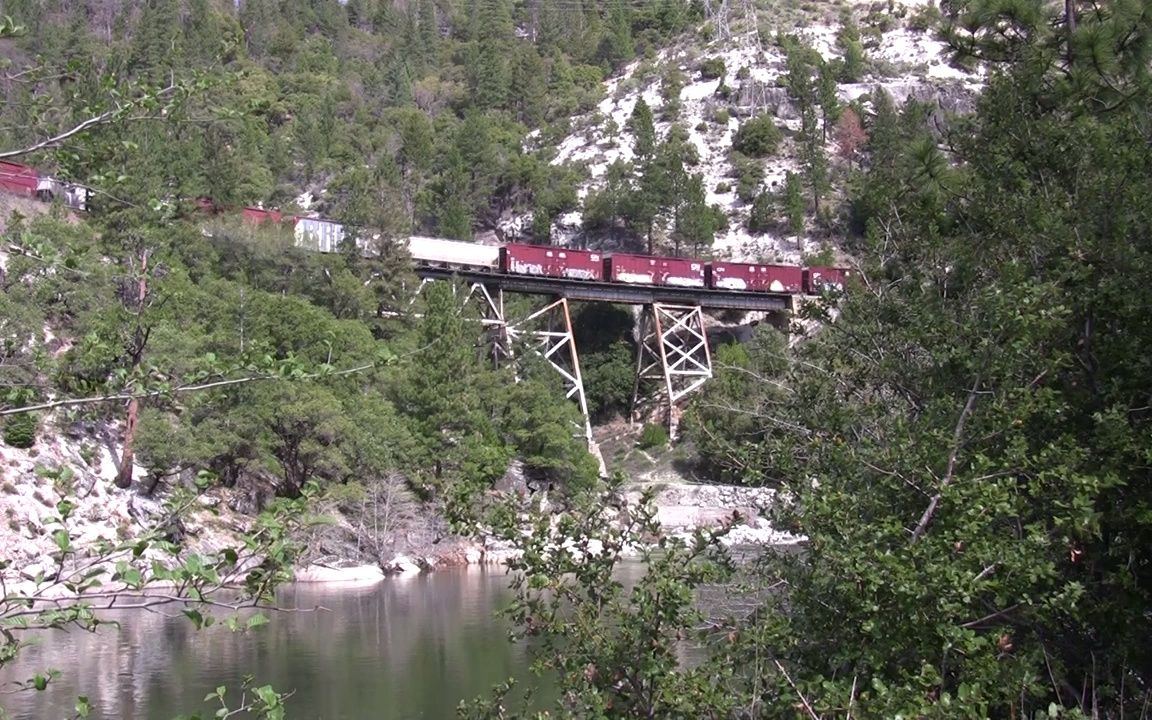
294 564 386 584
385 554 421 576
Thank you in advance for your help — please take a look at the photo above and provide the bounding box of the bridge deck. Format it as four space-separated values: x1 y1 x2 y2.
414 267 793 311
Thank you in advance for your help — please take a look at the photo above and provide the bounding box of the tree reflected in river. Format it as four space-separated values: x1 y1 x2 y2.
1 567 541 720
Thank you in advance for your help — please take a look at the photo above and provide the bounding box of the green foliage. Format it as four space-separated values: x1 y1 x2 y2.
2 412 38 448
747 189 775 234
698 57 726 80
683 328 788 483
906 2 942 32
628 98 657 160
731 115 783 157
837 17 867 82
730 151 765 203
637 422 668 449
783 170 806 236
461 478 738 718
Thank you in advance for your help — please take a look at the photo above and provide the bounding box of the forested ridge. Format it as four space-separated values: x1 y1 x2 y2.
0 0 698 241
2 0 1152 718
483 1 1152 718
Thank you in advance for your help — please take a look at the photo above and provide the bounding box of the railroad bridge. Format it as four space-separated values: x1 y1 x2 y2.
408 264 798 448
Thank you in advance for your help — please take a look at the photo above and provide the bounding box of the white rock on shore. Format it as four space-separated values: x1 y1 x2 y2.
385 554 422 576
293 564 386 584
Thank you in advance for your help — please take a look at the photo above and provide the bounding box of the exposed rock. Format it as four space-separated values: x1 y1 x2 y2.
294 564 386 584
385 554 422 576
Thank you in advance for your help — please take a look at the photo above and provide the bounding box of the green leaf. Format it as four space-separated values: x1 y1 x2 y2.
183 608 205 630
56 499 75 521
254 685 279 707
52 529 72 553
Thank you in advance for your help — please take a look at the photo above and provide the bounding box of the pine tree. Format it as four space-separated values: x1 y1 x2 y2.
673 173 720 255
628 98 657 160
817 60 842 143
836 16 866 82
470 0 515 110
130 0 183 77
417 0 438 63
513 47 549 127
782 171 805 239
598 0 635 70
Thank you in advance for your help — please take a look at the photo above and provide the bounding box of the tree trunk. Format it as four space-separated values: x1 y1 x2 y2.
1065 0 1076 65
115 249 149 490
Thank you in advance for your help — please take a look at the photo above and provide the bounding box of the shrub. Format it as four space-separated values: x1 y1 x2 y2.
735 65 751 80
731 152 766 202
3 413 38 449
638 423 669 449
696 121 709 132
712 108 730 125
715 181 732 194
747 190 776 233
907 2 941 32
732 115 783 158
699 57 726 80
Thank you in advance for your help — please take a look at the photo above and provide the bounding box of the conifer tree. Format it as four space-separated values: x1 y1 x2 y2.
470 0 515 110
836 16 866 82
598 0 635 70
628 98 657 160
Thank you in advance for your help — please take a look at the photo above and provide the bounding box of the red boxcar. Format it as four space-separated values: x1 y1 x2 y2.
707 262 802 293
501 243 603 281
0 160 39 197
242 206 283 224
605 253 705 288
803 266 851 294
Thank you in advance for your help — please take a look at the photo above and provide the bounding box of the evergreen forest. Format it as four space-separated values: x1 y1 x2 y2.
0 0 1151 718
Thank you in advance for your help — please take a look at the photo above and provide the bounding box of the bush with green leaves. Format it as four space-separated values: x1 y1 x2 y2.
732 115 783 158
637 423 669 449
2 413 37 449
699 57 726 80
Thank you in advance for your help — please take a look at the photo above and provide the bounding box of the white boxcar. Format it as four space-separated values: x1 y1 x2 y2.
407 236 500 270
295 217 346 253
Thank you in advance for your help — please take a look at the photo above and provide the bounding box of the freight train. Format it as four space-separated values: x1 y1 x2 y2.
405 236 851 295
0 159 91 211
257 212 853 296
0 158 850 296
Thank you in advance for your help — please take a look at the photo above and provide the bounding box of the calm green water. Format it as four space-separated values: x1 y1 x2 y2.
0 566 565 720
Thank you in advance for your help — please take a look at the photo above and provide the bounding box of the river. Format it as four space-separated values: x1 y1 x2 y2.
0 565 590 720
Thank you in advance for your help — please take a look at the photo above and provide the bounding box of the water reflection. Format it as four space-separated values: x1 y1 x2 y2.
0 567 538 720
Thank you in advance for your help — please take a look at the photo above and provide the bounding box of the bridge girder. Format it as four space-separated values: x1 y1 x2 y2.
630 303 713 440
407 277 733 449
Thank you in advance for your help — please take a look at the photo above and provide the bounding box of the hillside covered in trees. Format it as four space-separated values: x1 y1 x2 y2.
1 0 705 242
2 0 1152 717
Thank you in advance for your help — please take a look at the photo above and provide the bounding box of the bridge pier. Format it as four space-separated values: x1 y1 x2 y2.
459 284 595 451
630 303 713 440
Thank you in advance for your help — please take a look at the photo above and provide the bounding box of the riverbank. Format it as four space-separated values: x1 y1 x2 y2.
0 422 800 588
292 482 801 583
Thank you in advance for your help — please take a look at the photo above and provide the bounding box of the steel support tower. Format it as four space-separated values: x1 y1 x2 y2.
629 303 713 439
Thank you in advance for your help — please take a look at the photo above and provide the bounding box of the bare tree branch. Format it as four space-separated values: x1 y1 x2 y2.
0 362 377 416
910 381 981 543
0 84 177 160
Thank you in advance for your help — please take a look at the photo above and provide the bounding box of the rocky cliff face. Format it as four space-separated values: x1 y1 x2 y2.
506 0 981 264
0 417 281 590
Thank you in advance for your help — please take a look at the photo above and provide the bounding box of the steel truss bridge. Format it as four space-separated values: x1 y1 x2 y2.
409 266 797 454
